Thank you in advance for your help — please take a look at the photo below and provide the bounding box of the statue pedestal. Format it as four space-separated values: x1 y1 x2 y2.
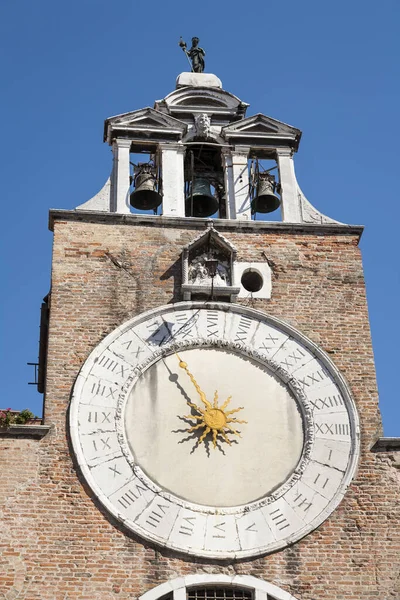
176 72 222 89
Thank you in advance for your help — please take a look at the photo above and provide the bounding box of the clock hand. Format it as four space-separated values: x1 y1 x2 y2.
176 353 212 409
176 353 247 449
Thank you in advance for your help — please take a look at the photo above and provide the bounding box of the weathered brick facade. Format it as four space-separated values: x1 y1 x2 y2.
1 212 399 599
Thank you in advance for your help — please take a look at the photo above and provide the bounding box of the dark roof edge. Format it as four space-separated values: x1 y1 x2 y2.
48 209 364 239
371 437 400 452
0 424 51 439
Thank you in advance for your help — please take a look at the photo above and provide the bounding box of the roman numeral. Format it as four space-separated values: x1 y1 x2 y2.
234 316 252 343
120 339 145 359
90 381 118 400
335 423 350 435
258 333 279 352
120 339 133 350
178 517 196 536
298 369 328 388
310 394 344 411
117 485 146 509
206 311 219 337
146 321 173 346
175 312 199 339
212 522 226 538
293 493 312 512
315 423 350 436
245 522 257 533
269 508 290 531
97 356 125 377
92 437 111 452
146 504 169 527
109 464 121 478
313 473 329 489
87 411 111 424
280 348 306 369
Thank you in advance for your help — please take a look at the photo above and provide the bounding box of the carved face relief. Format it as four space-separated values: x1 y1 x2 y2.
194 113 211 138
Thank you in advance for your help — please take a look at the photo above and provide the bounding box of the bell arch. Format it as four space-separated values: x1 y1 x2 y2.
139 575 300 600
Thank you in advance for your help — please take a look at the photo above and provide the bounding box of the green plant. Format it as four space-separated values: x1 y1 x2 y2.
0 409 38 428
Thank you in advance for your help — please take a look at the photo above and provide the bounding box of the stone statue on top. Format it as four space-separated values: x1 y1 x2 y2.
179 36 205 73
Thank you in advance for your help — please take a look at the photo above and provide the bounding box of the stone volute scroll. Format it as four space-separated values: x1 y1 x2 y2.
181 222 240 301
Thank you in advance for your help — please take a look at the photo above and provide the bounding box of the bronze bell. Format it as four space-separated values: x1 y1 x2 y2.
251 172 281 214
130 168 162 211
185 177 219 217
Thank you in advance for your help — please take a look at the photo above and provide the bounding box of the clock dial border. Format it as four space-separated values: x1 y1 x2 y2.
70 302 360 559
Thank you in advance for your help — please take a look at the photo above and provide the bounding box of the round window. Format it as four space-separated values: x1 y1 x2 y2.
241 270 263 292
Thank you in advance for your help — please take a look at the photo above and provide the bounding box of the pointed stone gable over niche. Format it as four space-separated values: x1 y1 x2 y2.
181 223 240 302
183 222 238 255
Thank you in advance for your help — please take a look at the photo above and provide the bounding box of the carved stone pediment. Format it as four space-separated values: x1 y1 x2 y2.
222 113 302 150
155 87 248 122
104 107 187 144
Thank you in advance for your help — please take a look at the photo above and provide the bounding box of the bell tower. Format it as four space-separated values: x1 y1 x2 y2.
2 55 399 600
77 71 336 226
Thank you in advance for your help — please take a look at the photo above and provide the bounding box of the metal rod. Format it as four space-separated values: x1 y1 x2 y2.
179 37 194 71
184 51 194 72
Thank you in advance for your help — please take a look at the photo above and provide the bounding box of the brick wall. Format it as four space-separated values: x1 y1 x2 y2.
1 214 399 600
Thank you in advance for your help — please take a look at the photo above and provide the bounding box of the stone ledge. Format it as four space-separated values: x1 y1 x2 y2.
0 424 51 438
371 437 400 452
49 209 364 239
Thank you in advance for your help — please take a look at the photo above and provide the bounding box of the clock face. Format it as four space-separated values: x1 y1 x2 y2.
70 303 359 559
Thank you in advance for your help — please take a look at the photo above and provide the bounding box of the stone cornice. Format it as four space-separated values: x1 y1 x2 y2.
0 424 51 438
49 209 364 240
371 437 400 452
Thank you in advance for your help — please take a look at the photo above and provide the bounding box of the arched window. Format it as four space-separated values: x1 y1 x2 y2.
139 575 299 600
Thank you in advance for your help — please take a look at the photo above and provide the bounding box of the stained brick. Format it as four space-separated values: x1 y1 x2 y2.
1 216 399 600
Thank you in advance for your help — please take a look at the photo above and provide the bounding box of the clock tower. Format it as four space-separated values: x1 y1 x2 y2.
2 66 399 599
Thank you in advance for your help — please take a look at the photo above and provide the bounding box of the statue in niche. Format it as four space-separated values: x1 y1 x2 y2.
194 113 211 139
179 36 205 73
188 253 230 286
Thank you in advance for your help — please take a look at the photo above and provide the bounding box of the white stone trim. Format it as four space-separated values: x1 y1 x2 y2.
221 148 235 219
276 150 300 223
160 144 186 217
76 176 112 212
234 261 272 299
221 147 251 221
176 72 223 89
112 139 131 214
160 87 243 117
232 146 251 220
298 183 342 225
139 575 299 600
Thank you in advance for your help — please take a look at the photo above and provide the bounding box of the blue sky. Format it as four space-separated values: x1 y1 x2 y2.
1 0 399 435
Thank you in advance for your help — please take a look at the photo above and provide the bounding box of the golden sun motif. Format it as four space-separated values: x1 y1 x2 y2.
177 354 247 448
